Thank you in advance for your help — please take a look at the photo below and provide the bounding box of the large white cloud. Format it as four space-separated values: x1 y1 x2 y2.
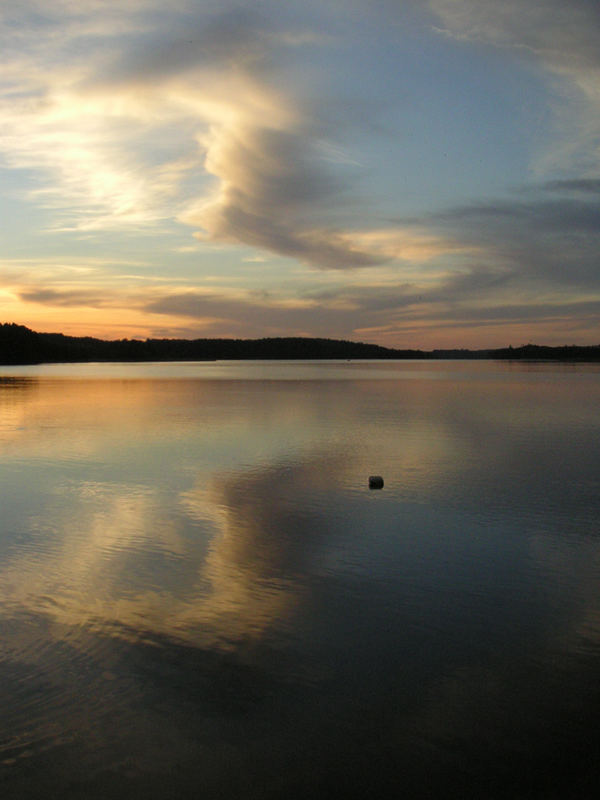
0 2 401 268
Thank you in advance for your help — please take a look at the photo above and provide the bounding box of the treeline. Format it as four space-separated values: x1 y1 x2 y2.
1 323 600 365
0 323 423 364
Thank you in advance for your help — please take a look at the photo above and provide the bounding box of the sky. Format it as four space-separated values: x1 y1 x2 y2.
1 0 599 348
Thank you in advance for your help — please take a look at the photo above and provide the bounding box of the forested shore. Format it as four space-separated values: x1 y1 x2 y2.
1 322 599 364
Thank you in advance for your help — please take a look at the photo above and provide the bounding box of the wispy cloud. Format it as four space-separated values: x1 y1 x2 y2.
19 287 119 308
0 2 393 267
416 180 600 289
428 0 600 173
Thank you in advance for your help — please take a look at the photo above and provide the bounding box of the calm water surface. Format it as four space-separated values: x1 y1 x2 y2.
1 360 599 798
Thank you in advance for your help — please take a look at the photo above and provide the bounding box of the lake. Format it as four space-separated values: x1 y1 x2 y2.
1 360 599 798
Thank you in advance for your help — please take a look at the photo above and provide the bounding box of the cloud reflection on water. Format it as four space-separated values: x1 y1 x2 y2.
1 367 598 657
1 367 600 797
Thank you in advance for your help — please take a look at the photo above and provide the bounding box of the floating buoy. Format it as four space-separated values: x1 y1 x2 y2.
368 475 384 489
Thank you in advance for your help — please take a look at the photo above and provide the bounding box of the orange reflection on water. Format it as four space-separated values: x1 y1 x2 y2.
0 371 480 656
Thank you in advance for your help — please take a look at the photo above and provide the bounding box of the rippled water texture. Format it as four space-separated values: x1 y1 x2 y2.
1 361 599 798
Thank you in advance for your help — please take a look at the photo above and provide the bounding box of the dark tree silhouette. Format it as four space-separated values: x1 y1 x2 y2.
1 323 599 365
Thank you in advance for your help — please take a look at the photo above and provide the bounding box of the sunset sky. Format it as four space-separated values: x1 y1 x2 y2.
1 0 599 348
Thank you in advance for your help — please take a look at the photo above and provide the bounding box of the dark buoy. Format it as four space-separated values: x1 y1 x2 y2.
369 475 384 489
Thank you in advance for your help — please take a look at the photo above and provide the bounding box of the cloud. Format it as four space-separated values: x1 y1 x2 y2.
1 2 455 270
431 0 600 65
543 178 600 194
428 0 600 172
0 6 260 230
18 287 117 308
183 123 385 269
418 182 600 289
0 5 366 268
143 289 364 338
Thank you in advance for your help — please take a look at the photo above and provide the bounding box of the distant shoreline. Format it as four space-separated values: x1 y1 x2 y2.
1 323 600 364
